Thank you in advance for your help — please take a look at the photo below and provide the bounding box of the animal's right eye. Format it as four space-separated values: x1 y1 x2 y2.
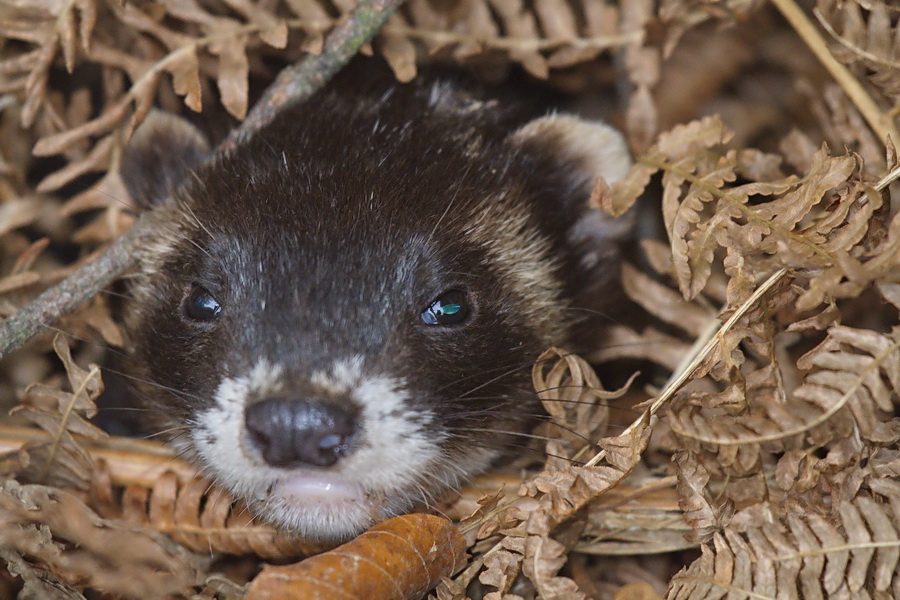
421 289 470 326
184 286 221 321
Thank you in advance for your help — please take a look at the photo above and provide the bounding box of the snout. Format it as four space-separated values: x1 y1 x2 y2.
244 398 358 467
191 358 444 540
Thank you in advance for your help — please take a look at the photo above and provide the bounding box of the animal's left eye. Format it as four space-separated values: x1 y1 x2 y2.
421 289 469 326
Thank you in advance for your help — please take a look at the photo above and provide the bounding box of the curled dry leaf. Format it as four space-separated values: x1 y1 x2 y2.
531 347 630 464
522 535 588 600
673 452 733 545
246 513 466 600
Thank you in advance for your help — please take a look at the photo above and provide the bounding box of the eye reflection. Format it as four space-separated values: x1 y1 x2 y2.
421 289 469 326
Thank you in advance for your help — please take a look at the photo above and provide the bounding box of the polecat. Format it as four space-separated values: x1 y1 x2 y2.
119 64 632 542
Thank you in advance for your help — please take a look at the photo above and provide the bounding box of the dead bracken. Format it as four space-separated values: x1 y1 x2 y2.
0 1 898 599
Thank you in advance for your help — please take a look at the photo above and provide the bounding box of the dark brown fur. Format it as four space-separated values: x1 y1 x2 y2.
120 63 631 538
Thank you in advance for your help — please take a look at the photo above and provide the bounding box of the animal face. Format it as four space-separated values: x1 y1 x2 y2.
121 71 631 540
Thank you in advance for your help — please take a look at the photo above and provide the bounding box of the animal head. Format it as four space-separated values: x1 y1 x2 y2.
119 76 631 540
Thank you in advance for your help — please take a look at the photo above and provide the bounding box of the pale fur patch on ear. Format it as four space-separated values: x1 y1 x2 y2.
512 114 635 252
511 113 631 185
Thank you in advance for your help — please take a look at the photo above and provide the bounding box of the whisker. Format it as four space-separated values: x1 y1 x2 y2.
142 424 190 440
93 288 135 302
560 305 626 327
435 351 576 397
100 364 207 404
447 435 584 465
453 427 565 443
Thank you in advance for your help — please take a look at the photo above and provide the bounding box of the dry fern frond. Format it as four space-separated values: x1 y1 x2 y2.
91 467 328 560
667 483 900 599
617 115 888 305
574 475 692 556
0 0 645 213
0 426 328 559
448 354 651 599
3 334 106 489
0 479 200 600
668 323 899 448
815 0 900 104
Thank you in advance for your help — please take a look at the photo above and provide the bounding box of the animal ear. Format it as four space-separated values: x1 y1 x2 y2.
509 113 634 251
508 114 634 335
120 111 210 210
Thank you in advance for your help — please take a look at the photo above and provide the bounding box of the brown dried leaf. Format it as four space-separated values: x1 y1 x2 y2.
35 135 113 193
0 198 42 238
794 325 900 444
673 452 733 544
522 535 587 600
166 47 203 113
0 480 200 599
666 484 900 599
72 453 325 560
815 0 900 104
379 13 418 83
246 514 466 600
621 263 713 338
210 32 250 120
2 545 87 600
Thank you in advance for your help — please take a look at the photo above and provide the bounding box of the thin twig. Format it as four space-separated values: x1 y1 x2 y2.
583 268 789 468
0 215 152 358
0 0 406 359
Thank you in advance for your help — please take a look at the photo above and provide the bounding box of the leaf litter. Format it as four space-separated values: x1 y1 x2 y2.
0 0 899 598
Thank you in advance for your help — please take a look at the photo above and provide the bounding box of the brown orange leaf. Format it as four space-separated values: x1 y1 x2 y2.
246 513 466 600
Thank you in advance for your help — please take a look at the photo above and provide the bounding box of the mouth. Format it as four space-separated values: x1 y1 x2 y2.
253 472 397 542
275 473 365 504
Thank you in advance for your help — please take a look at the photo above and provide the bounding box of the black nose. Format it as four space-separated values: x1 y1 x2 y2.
244 398 356 467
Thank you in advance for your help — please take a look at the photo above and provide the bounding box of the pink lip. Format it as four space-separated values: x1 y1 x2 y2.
275 476 363 504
